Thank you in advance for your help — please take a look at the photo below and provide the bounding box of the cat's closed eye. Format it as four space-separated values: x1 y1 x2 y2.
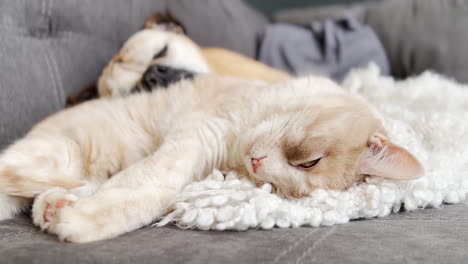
298 158 321 169
290 157 322 170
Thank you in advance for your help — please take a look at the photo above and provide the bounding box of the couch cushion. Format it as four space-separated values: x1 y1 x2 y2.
364 0 468 82
168 0 268 58
0 204 467 263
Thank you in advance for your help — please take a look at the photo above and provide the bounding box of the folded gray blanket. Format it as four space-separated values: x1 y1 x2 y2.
258 16 389 81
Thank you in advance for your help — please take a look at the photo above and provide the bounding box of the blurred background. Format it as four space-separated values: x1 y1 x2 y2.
245 0 468 83
245 0 376 17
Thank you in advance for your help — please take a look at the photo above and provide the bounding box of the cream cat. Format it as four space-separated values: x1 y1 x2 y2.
0 75 423 243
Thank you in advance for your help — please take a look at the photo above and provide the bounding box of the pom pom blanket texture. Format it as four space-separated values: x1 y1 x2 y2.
157 65 468 231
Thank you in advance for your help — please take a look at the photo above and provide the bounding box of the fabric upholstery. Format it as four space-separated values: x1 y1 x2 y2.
364 0 468 82
0 204 467 263
168 0 268 58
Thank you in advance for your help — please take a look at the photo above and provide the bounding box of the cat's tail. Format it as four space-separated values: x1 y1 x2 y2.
0 135 85 219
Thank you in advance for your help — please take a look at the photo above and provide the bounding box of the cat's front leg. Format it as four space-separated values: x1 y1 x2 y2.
32 137 205 243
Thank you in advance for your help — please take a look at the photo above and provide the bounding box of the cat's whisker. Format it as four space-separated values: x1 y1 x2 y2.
278 110 303 141
278 109 308 145
268 112 294 145
269 115 276 136
264 111 302 151
275 112 295 139
281 113 295 131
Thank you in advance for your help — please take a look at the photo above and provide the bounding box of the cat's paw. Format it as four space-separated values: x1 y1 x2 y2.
33 188 114 243
33 187 100 243
32 187 78 229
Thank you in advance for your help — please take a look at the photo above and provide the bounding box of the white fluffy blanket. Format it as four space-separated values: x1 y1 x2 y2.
157 65 468 230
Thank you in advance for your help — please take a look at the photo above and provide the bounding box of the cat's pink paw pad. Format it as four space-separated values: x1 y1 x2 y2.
55 199 71 209
43 199 74 222
32 187 78 228
44 204 55 221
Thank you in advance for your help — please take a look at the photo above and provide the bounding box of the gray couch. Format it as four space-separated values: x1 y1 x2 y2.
274 0 468 83
0 0 467 263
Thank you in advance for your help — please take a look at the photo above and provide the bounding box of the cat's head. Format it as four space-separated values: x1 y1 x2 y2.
240 78 424 198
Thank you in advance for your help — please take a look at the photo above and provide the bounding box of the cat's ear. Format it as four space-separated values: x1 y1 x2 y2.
358 135 424 180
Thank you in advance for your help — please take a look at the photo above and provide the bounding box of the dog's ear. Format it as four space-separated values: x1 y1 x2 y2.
65 82 99 107
144 12 186 34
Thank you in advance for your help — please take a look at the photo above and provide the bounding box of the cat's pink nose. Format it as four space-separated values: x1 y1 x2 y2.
251 156 266 173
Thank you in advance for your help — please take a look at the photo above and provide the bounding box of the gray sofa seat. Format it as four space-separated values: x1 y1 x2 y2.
1 204 467 263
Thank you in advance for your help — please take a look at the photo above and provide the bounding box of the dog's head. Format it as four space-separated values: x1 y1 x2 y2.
66 13 207 106
97 13 210 98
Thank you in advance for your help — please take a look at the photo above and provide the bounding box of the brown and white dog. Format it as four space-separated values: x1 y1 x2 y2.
67 13 289 106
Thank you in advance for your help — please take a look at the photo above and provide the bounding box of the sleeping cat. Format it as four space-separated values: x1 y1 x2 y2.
0 75 423 243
